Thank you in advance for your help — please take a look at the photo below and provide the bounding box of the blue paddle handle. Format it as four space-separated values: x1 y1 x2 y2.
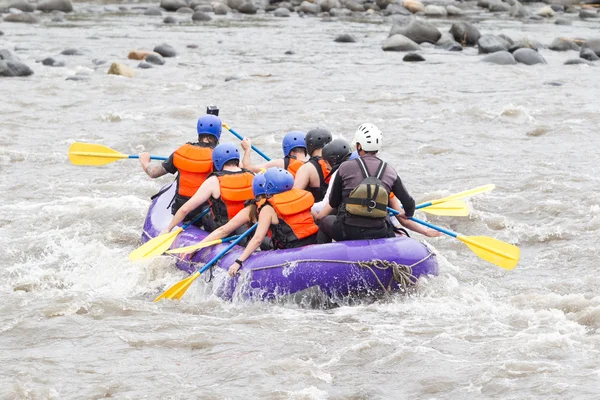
226 125 272 162
386 207 458 238
128 155 168 161
198 223 258 274
182 208 210 229
415 201 433 210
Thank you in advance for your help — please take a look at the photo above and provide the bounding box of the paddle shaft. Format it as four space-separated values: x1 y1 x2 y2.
197 223 258 274
388 207 457 237
223 124 272 162
129 155 168 161
182 208 210 230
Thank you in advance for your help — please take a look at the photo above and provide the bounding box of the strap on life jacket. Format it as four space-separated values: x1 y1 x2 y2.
173 144 213 198
284 156 303 178
306 156 331 202
345 158 389 218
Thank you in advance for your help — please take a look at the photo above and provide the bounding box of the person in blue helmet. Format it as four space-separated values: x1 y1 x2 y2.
192 167 319 276
139 114 221 225
162 143 255 233
241 131 308 177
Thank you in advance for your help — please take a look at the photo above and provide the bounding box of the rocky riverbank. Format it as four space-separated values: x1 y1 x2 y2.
1 0 599 76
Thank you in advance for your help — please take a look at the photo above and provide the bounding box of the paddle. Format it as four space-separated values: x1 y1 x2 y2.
129 208 209 262
222 123 272 161
416 184 495 208
388 208 520 270
415 199 469 217
154 223 258 301
166 234 241 254
68 142 167 166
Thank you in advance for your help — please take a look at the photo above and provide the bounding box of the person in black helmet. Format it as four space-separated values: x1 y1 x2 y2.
293 128 333 202
312 138 355 215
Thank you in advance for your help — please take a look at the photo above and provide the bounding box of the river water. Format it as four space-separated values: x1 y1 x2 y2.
1 5 600 399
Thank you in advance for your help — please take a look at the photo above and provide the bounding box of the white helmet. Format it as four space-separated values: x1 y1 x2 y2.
353 123 382 152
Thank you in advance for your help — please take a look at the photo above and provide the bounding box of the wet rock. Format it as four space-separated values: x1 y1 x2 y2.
145 53 165 65
37 0 73 13
554 17 572 25
5 0 35 12
550 4 564 12
450 22 480 46
0 50 33 76
127 50 152 60
274 7 290 16
446 5 463 16
214 3 230 14
580 47 600 61
391 20 441 44
176 6 194 13
489 1 511 12
160 0 187 11
186 44 199 49
319 0 340 12
513 48 546 65
498 34 514 45
195 4 213 12
143 6 163 15
403 52 425 62
579 9 597 18
334 33 356 43
477 0 490 8
403 0 424 13
66 74 90 81
478 34 510 53
0 31 3 36
376 0 394 9
565 58 594 65
284 50 294 55
4 13 38 23
329 7 352 16
299 1 319 13
163 16 177 23
508 38 538 52
138 61 153 69
238 2 257 13
192 10 211 20
107 62 135 78
153 43 177 57
510 1 528 18
581 38 600 56
61 48 83 55
482 51 516 65
385 3 411 15
536 6 554 17
227 0 243 10
382 34 421 51
548 37 580 51
441 41 463 51
40 57 65 67
529 15 542 20
344 0 364 11
92 59 106 65
424 4 446 16
51 14 65 22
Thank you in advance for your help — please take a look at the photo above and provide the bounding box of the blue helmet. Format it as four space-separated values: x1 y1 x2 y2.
212 143 240 171
282 131 307 157
349 151 359 160
197 114 222 141
252 174 268 197
264 167 294 196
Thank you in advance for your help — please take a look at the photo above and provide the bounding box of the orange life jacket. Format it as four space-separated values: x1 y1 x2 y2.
208 170 255 228
306 156 332 202
172 144 213 198
258 189 319 249
284 156 304 178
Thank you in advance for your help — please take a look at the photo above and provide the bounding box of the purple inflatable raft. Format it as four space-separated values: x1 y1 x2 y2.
142 184 439 301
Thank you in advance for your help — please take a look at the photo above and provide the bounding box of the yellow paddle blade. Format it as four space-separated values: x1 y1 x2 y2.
430 184 496 206
420 200 469 217
154 271 200 302
68 142 129 166
165 238 225 255
129 227 183 262
458 235 520 270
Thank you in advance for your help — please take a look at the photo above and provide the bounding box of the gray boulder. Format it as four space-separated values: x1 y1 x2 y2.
579 9 597 18
391 19 441 44
0 50 33 76
345 0 365 11
153 43 177 57
382 34 421 51
329 7 351 16
450 22 480 46
580 47 600 61
299 1 319 13
238 2 257 14
509 38 539 52
334 33 356 43
195 4 213 12
403 52 425 61
482 51 516 65
138 62 153 69
565 58 594 65
318 0 341 12
37 0 72 12
146 53 165 65
143 6 163 15
499 34 514 45
192 10 211 20
41 57 64 67
489 1 511 12
160 0 187 11
5 0 35 12
548 37 580 51
582 38 600 56
274 7 290 16
385 3 411 15
478 34 510 53
446 5 463 16
509 1 528 17
0 31 3 36
513 48 546 65
176 6 194 13
4 13 38 23
227 0 243 10
555 17 572 25
214 3 230 14
61 48 83 55
163 16 177 23
424 5 446 17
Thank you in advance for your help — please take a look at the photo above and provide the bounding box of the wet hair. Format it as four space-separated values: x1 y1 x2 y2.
198 134 218 148
289 147 307 157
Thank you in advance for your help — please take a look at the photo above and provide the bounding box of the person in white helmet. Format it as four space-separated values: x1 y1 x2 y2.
317 123 417 243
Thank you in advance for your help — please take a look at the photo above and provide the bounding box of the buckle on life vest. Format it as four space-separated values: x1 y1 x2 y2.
368 200 377 211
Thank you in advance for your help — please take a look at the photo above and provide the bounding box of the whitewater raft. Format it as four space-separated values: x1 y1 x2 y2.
142 184 439 301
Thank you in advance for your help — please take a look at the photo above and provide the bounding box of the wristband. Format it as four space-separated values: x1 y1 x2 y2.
234 259 243 267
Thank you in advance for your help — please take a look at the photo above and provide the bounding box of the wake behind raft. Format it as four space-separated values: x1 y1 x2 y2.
143 184 439 301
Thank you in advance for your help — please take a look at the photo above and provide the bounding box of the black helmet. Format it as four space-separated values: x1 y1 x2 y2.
305 128 333 155
322 138 351 168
